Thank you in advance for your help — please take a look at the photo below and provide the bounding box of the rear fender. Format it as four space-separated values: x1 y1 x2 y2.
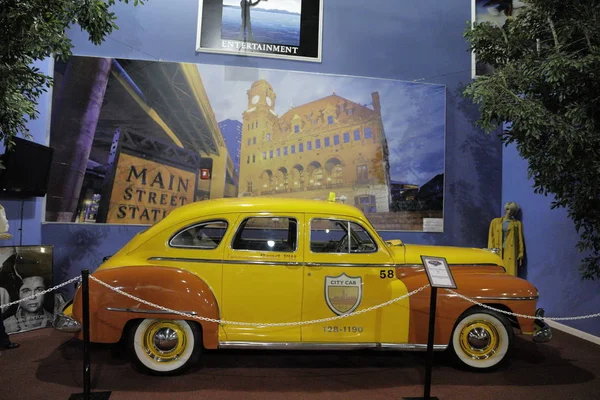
72 266 220 349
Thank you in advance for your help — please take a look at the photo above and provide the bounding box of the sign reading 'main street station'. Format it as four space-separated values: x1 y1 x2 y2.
106 153 196 224
95 130 202 225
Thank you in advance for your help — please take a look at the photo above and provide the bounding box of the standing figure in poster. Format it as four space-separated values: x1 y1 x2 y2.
488 201 524 276
0 205 18 349
239 0 264 42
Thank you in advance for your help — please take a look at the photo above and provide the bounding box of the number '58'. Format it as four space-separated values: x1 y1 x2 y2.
380 270 394 279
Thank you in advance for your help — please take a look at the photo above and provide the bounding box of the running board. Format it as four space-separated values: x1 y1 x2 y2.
218 341 448 351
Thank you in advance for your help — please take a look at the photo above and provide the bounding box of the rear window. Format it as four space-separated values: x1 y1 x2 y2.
169 220 228 249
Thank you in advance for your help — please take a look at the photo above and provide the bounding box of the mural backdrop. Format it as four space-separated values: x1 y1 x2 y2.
46 56 445 232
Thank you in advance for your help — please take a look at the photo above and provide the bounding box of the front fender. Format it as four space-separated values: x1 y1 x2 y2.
71 266 220 349
398 265 538 345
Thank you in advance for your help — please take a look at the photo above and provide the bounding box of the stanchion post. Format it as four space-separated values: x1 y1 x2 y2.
404 256 456 400
403 286 439 400
69 270 111 400
423 286 437 399
82 269 91 399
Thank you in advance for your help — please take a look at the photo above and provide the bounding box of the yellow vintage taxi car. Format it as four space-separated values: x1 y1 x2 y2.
54 196 551 375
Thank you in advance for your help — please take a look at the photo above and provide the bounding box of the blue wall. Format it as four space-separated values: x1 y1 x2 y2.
40 1 503 293
503 143 600 336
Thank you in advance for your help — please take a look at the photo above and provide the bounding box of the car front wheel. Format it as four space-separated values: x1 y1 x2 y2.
128 318 201 375
450 308 513 370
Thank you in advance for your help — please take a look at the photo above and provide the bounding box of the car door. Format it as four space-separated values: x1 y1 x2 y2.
220 212 305 343
301 215 411 344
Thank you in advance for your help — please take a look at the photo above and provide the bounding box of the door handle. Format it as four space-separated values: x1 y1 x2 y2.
305 263 323 269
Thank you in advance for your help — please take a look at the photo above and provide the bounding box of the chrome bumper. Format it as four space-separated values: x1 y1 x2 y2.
532 308 552 343
52 313 82 333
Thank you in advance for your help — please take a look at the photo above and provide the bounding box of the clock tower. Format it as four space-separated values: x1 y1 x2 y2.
246 79 276 110
239 79 279 196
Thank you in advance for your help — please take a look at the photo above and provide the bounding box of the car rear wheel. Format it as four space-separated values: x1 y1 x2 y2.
128 318 201 375
450 308 513 370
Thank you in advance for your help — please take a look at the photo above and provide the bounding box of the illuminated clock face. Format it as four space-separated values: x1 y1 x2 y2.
266 96 272 106
252 95 260 105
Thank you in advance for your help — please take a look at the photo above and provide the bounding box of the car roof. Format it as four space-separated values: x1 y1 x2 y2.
119 197 372 254
168 196 367 221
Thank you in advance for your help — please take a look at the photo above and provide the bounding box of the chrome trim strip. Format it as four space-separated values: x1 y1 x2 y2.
218 260 303 266
150 257 395 268
149 257 303 267
470 296 538 301
218 341 447 351
378 343 448 351
395 263 501 267
148 257 500 269
305 262 397 267
105 307 198 315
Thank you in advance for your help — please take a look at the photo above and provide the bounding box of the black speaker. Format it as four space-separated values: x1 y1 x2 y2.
0 137 54 198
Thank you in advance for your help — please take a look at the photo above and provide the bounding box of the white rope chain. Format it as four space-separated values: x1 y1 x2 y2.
445 289 600 321
89 275 600 324
1 274 599 324
90 275 429 327
0 276 81 309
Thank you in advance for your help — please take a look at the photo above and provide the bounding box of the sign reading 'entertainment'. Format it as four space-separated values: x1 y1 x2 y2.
196 0 323 62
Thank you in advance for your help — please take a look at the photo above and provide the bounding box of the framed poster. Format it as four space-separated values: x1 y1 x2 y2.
196 0 323 62
471 0 528 77
0 246 65 335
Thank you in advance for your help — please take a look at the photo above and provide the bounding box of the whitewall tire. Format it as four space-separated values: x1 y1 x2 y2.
450 309 513 370
128 318 201 375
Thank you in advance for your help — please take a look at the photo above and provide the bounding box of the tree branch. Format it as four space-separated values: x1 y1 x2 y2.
583 29 592 51
547 16 560 51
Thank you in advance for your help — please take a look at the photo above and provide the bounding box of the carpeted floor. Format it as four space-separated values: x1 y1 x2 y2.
0 327 598 400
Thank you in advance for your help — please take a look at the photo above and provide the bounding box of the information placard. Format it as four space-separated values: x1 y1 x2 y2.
420 255 457 289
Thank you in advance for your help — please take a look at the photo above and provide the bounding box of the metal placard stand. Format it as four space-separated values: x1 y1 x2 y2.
403 256 457 400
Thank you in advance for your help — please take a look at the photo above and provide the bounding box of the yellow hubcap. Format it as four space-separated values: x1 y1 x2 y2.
459 320 500 361
142 321 187 363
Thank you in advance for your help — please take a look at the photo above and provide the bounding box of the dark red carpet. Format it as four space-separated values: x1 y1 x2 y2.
0 328 598 399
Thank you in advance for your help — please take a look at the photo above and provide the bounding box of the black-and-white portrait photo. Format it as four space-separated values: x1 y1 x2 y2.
0 246 62 335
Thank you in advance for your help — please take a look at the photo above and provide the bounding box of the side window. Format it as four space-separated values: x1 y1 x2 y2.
310 218 377 254
232 217 297 252
170 220 228 249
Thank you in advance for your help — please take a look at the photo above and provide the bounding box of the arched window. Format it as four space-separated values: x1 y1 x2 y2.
170 220 228 249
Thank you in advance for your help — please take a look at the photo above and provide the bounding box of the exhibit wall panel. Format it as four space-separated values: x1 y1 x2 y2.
41 223 147 299
503 142 600 337
41 0 502 284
